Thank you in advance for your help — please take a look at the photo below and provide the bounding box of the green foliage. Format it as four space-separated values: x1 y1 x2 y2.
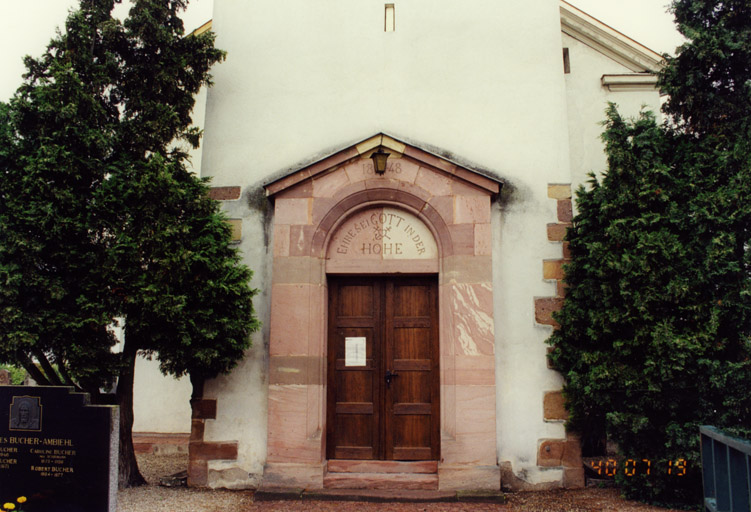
549 104 751 506
0 365 27 385
661 0 751 142
98 155 259 381
0 0 256 384
548 0 751 499
0 3 122 390
0 0 258 487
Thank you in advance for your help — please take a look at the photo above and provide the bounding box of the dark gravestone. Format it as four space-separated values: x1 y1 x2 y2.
0 386 118 512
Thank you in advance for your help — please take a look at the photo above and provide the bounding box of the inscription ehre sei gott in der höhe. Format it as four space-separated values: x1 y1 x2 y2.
335 211 428 256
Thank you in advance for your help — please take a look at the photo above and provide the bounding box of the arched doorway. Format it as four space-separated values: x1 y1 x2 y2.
324 206 441 462
263 134 501 490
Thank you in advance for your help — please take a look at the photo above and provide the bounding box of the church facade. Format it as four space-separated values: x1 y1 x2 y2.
133 0 663 491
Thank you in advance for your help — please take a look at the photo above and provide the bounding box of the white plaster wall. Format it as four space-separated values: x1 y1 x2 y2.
563 33 662 192
200 0 576 486
493 194 568 485
201 1 571 186
487 31 662 484
202 199 271 483
133 356 192 433
185 85 208 175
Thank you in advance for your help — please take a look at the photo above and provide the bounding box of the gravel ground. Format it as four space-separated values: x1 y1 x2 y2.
117 454 686 512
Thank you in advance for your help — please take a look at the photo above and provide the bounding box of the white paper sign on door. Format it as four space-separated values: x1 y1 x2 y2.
345 337 366 367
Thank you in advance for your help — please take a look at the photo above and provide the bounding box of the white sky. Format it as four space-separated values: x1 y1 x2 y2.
568 0 685 55
0 1 684 102
0 0 213 101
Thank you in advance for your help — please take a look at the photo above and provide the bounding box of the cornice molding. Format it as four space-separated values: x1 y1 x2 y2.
601 73 659 92
560 1 664 73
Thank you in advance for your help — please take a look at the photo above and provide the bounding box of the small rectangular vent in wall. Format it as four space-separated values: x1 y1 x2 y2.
385 4 395 32
563 48 570 74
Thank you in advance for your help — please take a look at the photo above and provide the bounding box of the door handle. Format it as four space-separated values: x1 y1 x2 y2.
385 369 399 389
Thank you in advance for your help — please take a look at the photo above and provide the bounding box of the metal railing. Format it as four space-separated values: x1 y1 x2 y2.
701 426 751 512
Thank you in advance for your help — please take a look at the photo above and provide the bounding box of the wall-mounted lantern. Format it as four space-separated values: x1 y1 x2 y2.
370 147 390 175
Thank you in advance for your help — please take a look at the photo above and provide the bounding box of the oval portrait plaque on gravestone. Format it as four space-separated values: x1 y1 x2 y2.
0 386 118 512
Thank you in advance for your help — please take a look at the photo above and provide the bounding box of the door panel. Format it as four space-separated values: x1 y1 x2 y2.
384 279 439 461
327 276 439 461
337 284 375 317
327 279 381 460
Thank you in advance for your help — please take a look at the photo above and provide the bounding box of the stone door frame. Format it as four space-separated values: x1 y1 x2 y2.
326 274 441 461
263 134 501 490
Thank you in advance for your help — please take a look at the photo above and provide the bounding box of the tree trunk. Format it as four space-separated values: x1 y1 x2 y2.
189 372 205 400
33 348 64 385
116 339 146 488
16 350 49 385
57 361 82 391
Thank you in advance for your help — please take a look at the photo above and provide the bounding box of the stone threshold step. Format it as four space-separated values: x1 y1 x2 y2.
324 472 438 490
254 488 507 504
327 459 438 474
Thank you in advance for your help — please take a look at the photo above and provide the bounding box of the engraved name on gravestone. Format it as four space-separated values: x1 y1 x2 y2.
0 386 118 512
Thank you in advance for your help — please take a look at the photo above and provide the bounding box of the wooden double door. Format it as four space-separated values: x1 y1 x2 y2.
326 276 440 461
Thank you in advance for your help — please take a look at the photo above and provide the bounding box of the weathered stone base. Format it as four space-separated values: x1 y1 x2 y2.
498 461 585 491
438 464 500 491
536 433 585 489
499 462 562 492
562 466 585 488
187 397 241 487
207 463 262 490
261 462 326 489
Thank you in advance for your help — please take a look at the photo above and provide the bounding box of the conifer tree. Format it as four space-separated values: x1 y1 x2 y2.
548 0 751 505
0 1 121 395
0 0 258 487
662 0 751 142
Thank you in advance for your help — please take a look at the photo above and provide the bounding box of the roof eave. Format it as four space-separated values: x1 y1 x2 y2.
264 133 502 198
560 0 665 73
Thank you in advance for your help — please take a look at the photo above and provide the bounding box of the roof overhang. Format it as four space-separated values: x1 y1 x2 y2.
560 0 665 73
264 133 502 198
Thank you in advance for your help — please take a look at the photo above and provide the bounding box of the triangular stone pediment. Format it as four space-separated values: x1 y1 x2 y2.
264 133 501 198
